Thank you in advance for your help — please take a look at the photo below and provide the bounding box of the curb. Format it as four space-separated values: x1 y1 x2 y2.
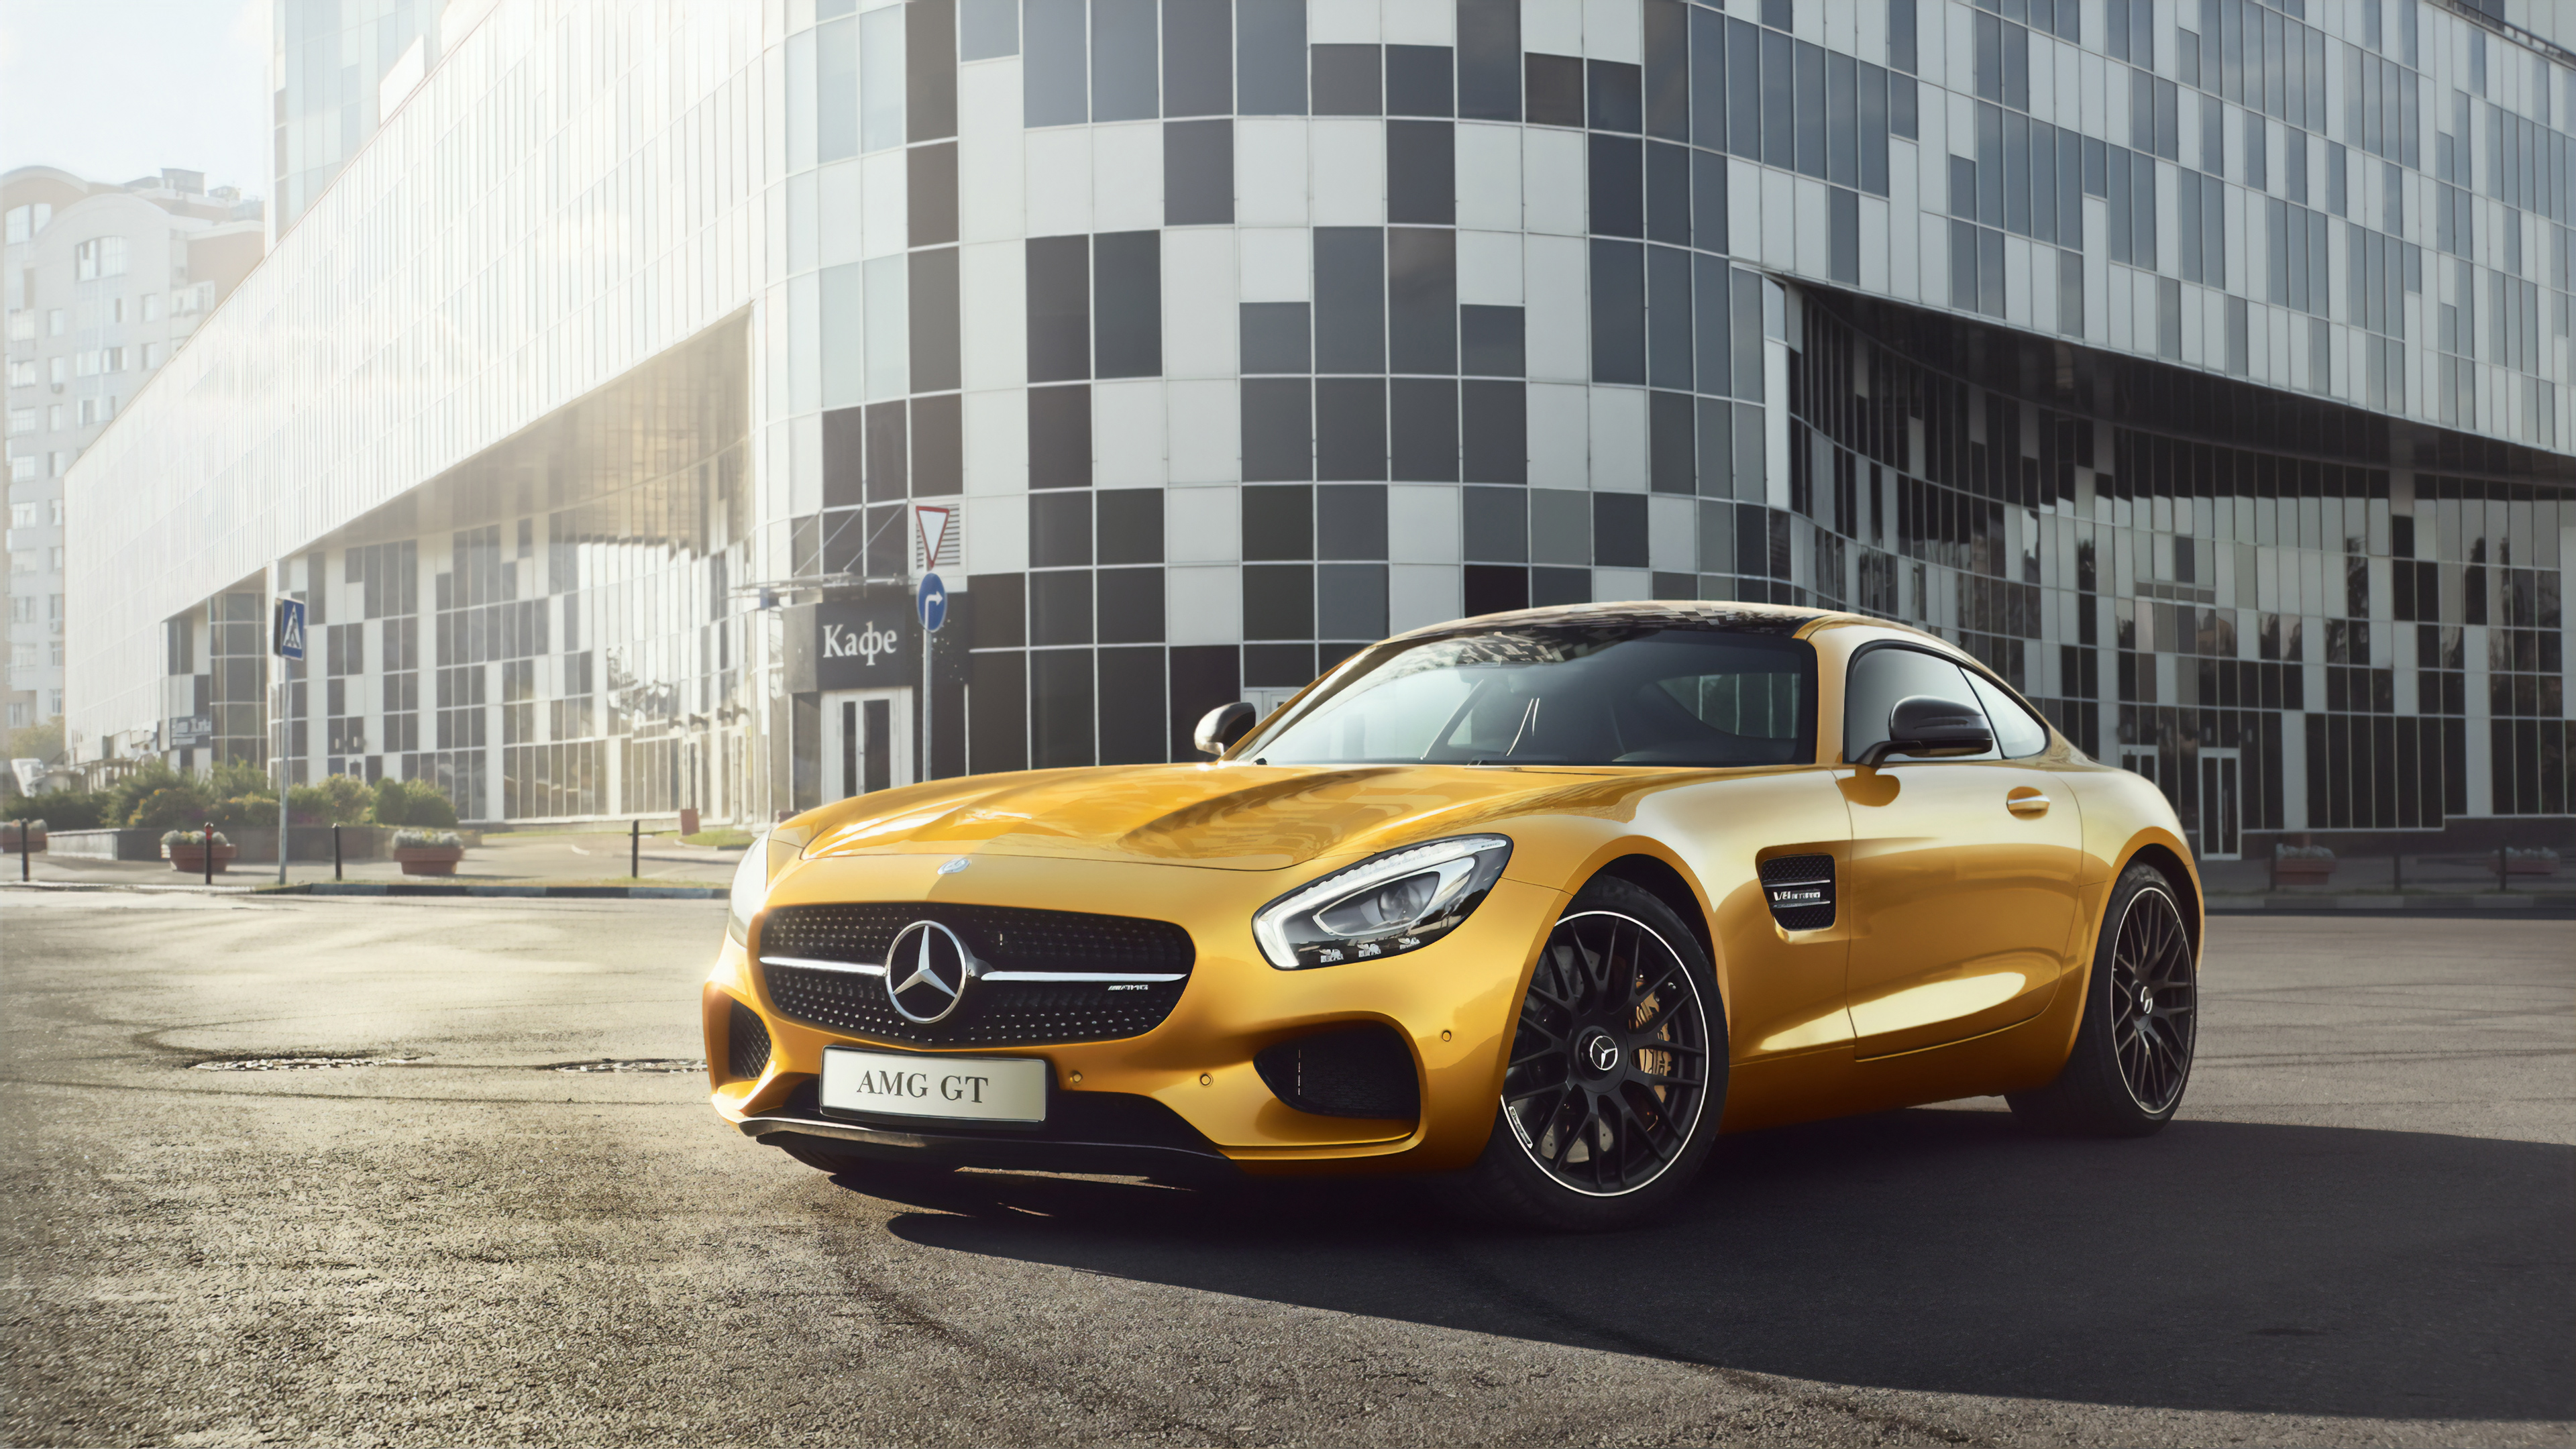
260 883 726 899
0 880 260 895
2207 893 2576 917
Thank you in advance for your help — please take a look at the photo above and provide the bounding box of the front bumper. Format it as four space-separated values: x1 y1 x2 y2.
704 849 1564 1176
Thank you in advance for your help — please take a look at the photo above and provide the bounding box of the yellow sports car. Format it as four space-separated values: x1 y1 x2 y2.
706 602 2200 1229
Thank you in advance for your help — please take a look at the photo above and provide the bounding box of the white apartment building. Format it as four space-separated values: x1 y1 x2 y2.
3 166 264 733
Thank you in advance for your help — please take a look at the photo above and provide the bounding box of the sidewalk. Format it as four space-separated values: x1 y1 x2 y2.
3 828 743 891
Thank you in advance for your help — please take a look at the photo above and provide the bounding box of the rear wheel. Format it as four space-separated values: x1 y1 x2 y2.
2009 862 2199 1136
1461 877 1726 1232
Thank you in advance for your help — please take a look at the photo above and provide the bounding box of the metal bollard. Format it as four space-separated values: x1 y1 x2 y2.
202 819 214 887
333 824 343 881
17 822 27 882
631 818 640 879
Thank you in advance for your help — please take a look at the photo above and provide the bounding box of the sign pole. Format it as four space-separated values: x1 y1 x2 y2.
272 592 308 888
912 506 953 786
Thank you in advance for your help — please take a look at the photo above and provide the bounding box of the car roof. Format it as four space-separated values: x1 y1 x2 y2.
1387 598 1842 642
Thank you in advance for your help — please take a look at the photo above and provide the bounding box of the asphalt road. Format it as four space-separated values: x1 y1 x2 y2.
1 896 2567 1448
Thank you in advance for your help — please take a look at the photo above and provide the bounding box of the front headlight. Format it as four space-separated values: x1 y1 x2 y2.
1252 835 1513 969
726 826 812 945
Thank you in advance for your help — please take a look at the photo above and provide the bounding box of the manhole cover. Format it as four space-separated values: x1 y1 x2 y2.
193 1055 428 1071
548 1059 707 1074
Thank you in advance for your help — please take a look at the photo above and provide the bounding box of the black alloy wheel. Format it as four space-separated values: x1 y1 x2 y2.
2106 883 2197 1113
1501 908 1713 1198
2008 861 2200 1137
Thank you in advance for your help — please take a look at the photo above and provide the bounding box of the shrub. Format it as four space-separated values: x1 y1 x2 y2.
368 776 458 828
105 761 189 829
127 784 218 833
211 794 284 830
5 791 105 830
160 829 230 847
289 774 374 826
392 828 463 849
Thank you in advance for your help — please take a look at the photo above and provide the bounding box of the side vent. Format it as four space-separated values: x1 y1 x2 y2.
727 999 775 1082
1254 1025 1420 1120
1758 854 1837 930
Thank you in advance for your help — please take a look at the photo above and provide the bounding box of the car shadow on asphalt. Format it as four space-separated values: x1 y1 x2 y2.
845 1108 2575 1423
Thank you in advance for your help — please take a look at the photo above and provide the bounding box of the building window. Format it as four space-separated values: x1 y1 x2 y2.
72 237 126 280
3 203 52 244
5 410 30 437
45 310 64 337
5 360 31 388
141 293 160 322
5 312 31 342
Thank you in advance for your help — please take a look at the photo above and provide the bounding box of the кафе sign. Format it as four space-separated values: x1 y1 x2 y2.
782 585 916 692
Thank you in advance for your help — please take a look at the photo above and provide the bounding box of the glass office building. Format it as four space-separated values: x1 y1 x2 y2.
65 0 2576 857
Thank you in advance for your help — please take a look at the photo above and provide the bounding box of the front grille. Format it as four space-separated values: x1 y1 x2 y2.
1255 1025 1420 1120
758 903 1195 1048
727 998 773 1081
1758 853 1837 930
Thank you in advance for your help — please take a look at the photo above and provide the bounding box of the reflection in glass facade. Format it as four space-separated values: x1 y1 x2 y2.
66 0 2576 857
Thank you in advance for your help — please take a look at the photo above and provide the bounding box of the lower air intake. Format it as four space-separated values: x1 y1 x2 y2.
1254 1025 1420 1120
1758 853 1837 930
728 999 774 1082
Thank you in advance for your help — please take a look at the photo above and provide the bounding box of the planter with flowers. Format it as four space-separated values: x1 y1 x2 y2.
163 829 236 873
392 828 466 877
2504 847 2561 877
2272 843 2336 886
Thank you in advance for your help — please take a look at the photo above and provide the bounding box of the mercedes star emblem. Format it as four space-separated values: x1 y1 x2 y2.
885 920 980 1024
1585 1031 1621 1074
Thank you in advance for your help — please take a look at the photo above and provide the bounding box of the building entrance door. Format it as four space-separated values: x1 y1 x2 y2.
2198 748 2241 859
2121 746 2160 794
823 688 913 798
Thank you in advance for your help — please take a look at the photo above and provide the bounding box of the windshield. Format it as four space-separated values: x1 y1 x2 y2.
1241 626 1817 767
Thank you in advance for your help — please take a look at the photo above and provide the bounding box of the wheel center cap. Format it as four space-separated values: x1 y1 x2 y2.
2138 987 2155 1014
1578 1028 1623 1079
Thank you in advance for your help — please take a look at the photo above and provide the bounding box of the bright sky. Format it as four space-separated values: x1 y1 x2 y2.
0 0 269 199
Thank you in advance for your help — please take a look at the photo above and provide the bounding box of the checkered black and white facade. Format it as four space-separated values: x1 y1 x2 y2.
62 0 2576 853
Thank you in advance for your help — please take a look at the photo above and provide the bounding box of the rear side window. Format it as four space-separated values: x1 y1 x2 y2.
1841 647 1992 763
1964 671 2051 758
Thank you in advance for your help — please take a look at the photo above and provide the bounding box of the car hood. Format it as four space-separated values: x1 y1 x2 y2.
793 761 1680 871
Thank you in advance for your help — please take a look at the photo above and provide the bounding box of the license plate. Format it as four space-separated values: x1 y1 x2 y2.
819 1046 1048 1124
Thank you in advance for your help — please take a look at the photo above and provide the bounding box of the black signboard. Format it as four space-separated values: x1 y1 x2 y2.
785 585 917 692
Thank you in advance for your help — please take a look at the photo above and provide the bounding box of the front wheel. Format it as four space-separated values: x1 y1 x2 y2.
1460 877 1727 1232
2008 862 2199 1136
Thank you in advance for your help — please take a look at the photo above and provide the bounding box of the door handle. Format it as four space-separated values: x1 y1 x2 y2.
2006 790 2049 817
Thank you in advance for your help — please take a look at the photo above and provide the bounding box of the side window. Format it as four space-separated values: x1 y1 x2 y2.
1842 647 1990 763
1964 672 2051 758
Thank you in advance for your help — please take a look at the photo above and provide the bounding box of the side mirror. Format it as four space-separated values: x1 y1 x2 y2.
1193 701 1259 758
1858 694 1992 767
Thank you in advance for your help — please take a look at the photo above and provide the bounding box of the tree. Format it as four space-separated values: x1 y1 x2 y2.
5 721 64 763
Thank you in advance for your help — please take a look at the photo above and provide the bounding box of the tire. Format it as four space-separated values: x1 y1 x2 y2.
2008 862 2199 1136
1460 876 1728 1232
777 1140 957 1188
